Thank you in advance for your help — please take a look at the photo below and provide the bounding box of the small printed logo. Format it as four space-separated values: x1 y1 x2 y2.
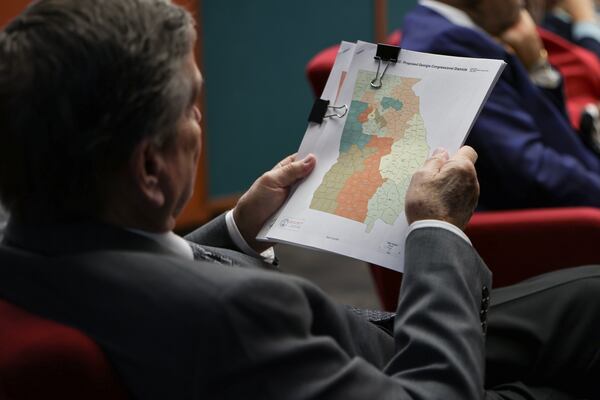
378 241 402 256
278 217 304 231
470 67 489 73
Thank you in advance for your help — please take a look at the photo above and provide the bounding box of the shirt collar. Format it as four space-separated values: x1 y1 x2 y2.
127 229 194 260
419 0 482 32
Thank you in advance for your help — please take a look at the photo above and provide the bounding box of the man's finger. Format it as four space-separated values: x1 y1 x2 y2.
454 146 478 164
272 153 297 171
270 154 316 187
421 147 449 172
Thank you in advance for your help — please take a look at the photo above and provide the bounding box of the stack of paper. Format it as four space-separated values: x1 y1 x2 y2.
258 41 505 272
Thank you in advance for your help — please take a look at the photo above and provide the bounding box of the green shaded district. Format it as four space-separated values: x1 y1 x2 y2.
340 100 373 152
380 113 430 183
364 179 406 233
311 70 428 231
310 144 376 213
373 108 387 129
381 97 403 111
364 113 429 232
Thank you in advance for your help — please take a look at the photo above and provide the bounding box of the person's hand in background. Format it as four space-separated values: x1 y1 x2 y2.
559 0 597 22
500 9 547 71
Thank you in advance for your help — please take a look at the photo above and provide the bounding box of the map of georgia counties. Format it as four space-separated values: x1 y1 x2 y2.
310 70 430 232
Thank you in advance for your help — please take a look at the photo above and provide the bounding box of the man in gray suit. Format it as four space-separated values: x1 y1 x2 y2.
0 0 598 399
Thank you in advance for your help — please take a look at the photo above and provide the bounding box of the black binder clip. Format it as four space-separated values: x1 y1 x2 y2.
308 99 348 124
371 44 401 89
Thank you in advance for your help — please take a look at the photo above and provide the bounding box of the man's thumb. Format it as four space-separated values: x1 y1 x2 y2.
422 147 449 172
274 154 316 187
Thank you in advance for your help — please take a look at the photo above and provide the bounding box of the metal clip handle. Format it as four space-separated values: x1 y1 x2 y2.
324 104 348 119
370 57 391 89
308 99 348 124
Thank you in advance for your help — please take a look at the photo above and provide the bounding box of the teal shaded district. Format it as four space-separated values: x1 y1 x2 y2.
382 97 403 111
340 100 373 152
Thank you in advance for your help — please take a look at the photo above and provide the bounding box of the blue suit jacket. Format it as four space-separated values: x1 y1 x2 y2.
402 5 600 209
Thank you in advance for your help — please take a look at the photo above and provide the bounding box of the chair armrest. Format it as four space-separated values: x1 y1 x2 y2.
371 207 600 311
466 207 600 287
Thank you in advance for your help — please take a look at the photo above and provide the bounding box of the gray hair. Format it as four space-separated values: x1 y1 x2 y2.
0 0 195 220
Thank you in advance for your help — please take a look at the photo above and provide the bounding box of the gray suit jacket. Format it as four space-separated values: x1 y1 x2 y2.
0 215 491 400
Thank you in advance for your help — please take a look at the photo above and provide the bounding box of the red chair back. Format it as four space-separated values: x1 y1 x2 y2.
0 298 128 400
539 27 600 130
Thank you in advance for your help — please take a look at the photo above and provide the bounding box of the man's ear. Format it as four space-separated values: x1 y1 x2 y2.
130 138 167 208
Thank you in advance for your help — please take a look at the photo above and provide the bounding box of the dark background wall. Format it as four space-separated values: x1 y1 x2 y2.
202 0 417 198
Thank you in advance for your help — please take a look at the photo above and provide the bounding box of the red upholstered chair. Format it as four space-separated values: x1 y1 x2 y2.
0 298 129 400
371 207 600 310
305 38 600 311
539 27 600 130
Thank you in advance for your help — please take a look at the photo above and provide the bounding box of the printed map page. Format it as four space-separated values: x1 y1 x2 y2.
259 42 505 272
310 70 429 232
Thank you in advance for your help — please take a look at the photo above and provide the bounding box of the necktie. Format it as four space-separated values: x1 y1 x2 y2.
187 241 234 266
345 306 396 335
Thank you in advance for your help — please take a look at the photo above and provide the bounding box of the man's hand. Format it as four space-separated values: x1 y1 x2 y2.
233 153 316 252
500 9 546 71
558 0 597 22
405 147 479 230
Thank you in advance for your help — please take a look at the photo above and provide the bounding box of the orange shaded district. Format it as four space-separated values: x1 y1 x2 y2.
358 104 373 123
334 136 394 223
